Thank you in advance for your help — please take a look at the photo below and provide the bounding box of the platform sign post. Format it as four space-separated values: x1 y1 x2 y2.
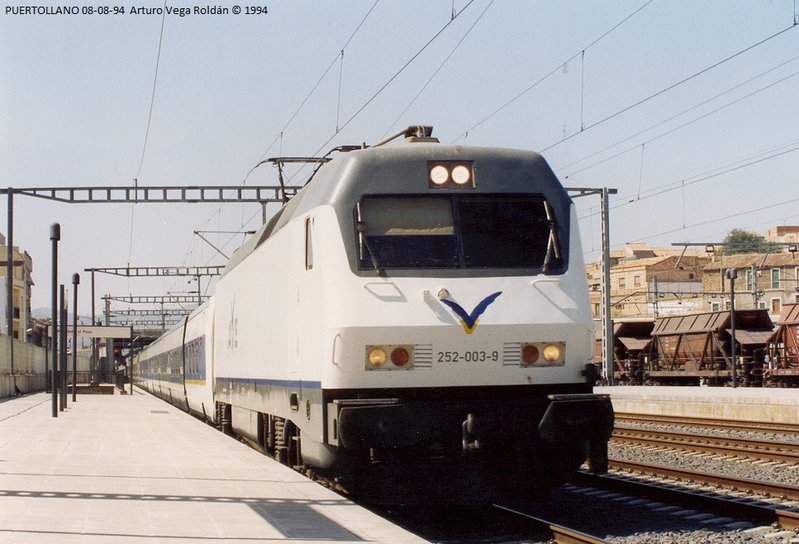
72 273 79 402
600 187 614 385
50 224 60 418
91 270 97 384
727 268 738 388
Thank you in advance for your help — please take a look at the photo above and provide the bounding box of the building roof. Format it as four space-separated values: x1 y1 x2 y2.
702 252 799 270
613 255 674 270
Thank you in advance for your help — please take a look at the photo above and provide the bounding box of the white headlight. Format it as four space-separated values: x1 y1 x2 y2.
451 165 471 185
430 165 449 185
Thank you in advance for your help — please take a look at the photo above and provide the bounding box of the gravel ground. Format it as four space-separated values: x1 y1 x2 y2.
611 421 799 487
595 420 799 543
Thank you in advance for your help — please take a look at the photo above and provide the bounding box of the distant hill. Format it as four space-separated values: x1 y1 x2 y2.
32 307 95 325
32 307 50 319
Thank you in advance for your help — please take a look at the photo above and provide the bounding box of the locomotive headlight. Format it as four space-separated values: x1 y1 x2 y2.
367 347 387 368
543 344 562 363
451 165 471 185
519 342 565 367
428 161 475 188
365 345 415 370
429 165 449 185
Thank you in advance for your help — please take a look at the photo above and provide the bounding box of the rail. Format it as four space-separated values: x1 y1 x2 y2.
608 459 799 501
493 504 610 543
574 470 799 531
615 412 799 438
611 427 799 463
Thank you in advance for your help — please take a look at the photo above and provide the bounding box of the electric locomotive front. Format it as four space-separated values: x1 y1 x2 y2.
307 130 613 502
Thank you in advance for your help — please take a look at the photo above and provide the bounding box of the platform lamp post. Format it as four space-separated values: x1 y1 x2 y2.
72 273 79 402
50 223 60 418
727 268 738 388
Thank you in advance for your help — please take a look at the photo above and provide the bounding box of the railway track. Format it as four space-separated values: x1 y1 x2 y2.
487 471 799 543
611 426 799 463
572 470 799 531
608 458 799 503
615 412 799 439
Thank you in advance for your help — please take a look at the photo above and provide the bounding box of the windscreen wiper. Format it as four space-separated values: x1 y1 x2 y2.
542 201 561 272
355 201 385 277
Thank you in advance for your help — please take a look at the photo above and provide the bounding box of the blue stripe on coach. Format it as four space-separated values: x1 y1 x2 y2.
215 376 322 389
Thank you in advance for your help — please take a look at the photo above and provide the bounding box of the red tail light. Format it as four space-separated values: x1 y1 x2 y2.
391 347 410 366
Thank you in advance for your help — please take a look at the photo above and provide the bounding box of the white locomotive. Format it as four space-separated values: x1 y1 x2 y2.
134 126 613 503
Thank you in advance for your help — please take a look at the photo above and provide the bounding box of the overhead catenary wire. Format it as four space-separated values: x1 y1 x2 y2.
542 23 798 153
560 52 799 178
381 0 495 138
336 49 345 133
452 0 655 143
626 194 799 246
246 0 380 176
270 2 481 191
307 0 478 160
190 1 383 276
578 140 799 221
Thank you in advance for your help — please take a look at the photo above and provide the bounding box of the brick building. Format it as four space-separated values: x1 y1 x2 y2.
587 243 709 319
702 251 799 319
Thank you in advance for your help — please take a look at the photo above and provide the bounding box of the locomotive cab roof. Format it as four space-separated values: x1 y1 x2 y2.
223 127 571 276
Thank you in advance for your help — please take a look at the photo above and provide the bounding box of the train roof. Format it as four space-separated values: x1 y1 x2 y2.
652 309 774 336
776 302 799 325
223 135 570 276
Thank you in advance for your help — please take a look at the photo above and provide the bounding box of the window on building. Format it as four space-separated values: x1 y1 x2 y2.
711 302 720 312
771 297 782 315
746 269 754 291
633 275 641 287
619 277 626 289
771 268 781 289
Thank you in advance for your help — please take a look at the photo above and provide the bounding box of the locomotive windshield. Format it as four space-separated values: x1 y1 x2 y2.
356 194 563 271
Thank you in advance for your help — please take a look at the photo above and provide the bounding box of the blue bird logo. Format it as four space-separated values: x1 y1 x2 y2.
440 291 502 334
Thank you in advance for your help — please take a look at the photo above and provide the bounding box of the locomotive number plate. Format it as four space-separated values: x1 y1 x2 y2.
436 350 500 363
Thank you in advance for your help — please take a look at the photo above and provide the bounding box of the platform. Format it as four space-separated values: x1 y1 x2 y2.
595 385 799 423
0 390 427 543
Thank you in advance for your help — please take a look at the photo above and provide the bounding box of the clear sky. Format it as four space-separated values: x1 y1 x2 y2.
1 0 798 318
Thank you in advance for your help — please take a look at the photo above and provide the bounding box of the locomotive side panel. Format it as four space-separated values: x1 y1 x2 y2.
211 207 342 447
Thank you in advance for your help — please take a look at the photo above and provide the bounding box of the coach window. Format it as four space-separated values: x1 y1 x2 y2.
305 217 314 271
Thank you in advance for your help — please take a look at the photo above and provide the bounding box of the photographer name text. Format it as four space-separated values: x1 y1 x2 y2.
4 4 267 16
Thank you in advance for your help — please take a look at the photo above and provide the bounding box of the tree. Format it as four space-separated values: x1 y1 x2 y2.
717 229 778 255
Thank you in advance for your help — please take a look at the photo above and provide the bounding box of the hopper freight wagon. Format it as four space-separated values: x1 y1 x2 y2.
647 309 773 386
766 302 799 387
